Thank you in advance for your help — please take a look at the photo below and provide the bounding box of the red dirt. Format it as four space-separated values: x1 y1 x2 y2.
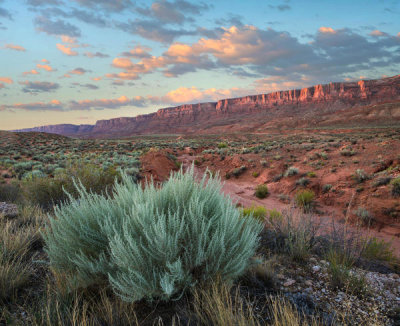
140 150 178 183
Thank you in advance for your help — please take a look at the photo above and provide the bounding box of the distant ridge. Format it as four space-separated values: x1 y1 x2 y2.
13 75 400 138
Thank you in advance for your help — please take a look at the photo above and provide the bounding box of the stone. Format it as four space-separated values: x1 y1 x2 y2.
0 202 18 218
312 265 321 272
305 280 313 287
284 279 296 287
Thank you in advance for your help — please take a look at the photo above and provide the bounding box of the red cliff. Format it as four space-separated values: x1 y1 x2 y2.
14 75 400 137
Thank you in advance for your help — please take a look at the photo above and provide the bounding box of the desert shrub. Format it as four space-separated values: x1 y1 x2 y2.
0 219 37 301
241 205 267 222
352 169 369 183
362 237 395 264
0 181 21 203
372 176 392 187
22 170 47 181
307 171 316 178
217 142 228 149
322 184 332 193
254 184 269 199
252 172 259 178
294 190 315 212
326 249 368 296
43 167 262 302
284 167 298 177
267 209 317 262
391 177 400 197
354 207 373 226
340 148 356 157
267 209 282 224
24 164 119 209
296 177 310 187
232 165 247 177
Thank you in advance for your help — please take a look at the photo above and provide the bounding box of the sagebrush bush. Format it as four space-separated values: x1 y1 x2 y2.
43 167 262 302
284 166 299 177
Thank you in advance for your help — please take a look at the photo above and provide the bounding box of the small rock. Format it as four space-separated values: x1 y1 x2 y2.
312 265 321 273
284 279 296 287
0 202 18 218
305 280 313 287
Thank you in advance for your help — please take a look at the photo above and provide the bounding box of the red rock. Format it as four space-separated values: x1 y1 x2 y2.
14 75 400 138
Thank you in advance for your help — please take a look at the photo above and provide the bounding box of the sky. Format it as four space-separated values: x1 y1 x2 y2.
0 0 399 130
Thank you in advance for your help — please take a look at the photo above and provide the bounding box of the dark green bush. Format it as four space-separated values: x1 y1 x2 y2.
254 185 269 199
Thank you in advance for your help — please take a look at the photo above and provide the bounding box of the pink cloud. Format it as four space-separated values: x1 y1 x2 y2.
0 77 13 84
4 44 26 51
56 43 78 56
37 63 55 71
318 26 336 34
370 30 385 37
23 69 40 75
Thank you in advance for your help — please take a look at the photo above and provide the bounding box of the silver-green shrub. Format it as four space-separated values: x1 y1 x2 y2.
43 167 262 302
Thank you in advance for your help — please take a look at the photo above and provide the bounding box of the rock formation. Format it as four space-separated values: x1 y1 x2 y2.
13 75 400 137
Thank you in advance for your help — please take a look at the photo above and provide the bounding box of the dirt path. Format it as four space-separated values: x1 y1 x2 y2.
179 154 400 255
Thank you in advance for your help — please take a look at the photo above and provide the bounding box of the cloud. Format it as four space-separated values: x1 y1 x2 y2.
268 4 291 11
0 100 62 111
0 100 63 112
35 16 81 37
69 67 89 75
71 82 99 89
0 77 13 84
23 69 40 75
120 45 152 58
116 19 196 43
106 71 140 80
72 0 133 12
147 86 251 105
56 43 78 56
370 30 386 37
318 26 336 34
69 8 107 27
0 83 5 89
84 51 109 58
4 44 26 51
69 95 146 110
136 0 210 24
0 6 12 19
20 81 60 93
1 95 146 112
109 24 400 85
27 0 63 6
36 63 56 71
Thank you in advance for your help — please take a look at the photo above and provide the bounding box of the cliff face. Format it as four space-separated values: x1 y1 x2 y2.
14 75 400 137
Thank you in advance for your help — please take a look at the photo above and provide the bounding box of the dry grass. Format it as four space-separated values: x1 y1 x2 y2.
192 281 262 326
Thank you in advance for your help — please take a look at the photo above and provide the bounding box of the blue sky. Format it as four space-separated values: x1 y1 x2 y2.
0 0 399 130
